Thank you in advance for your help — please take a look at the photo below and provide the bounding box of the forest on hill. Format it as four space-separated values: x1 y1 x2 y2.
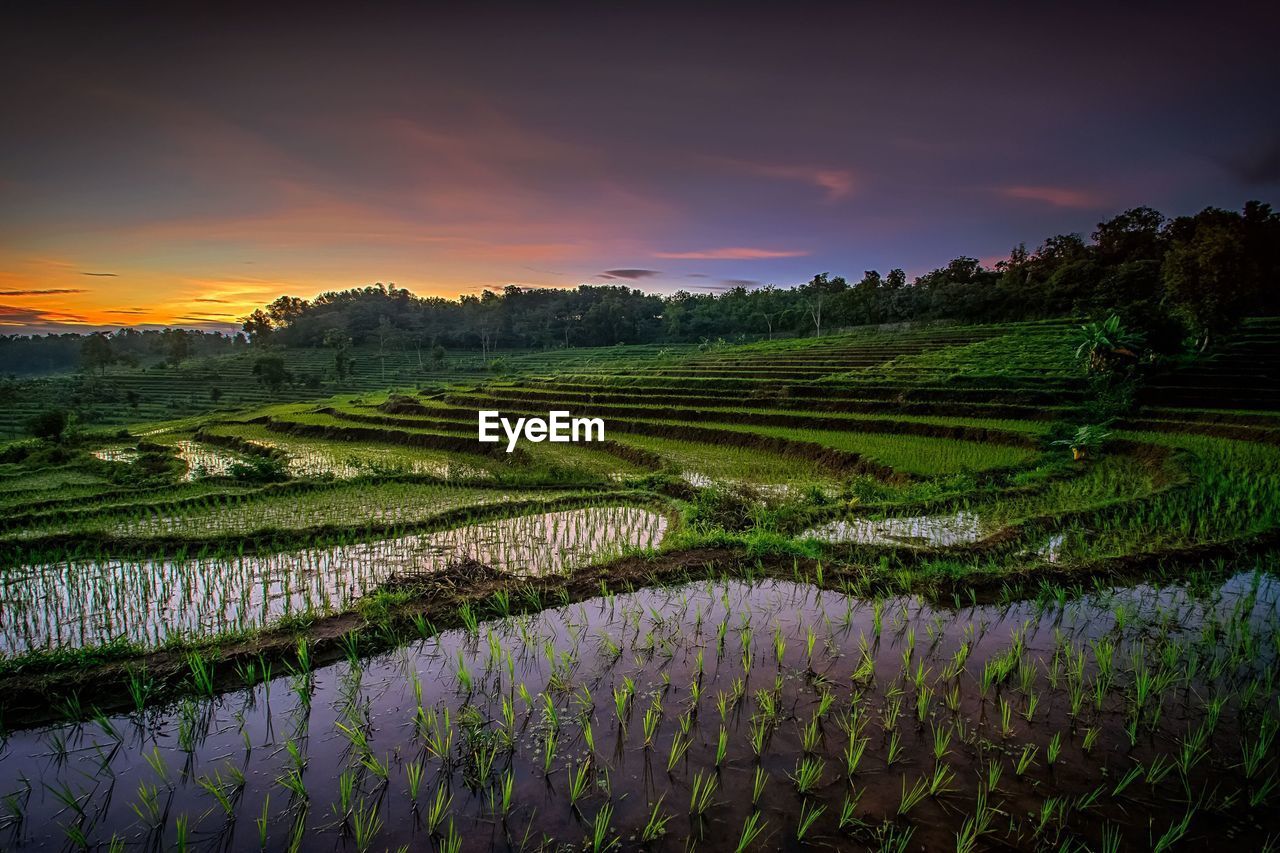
3 200 1277 378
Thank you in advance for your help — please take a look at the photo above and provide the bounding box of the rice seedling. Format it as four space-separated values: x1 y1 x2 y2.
187 653 215 696
569 761 592 806
1112 764 1143 797
1151 808 1195 853
1046 731 1062 766
589 803 619 852
928 762 956 796
751 766 769 804
898 775 930 815
425 785 452 835
640 795 671 842
955 788 994 853
735 810 768 851
257 795 271 848
349 799 383 853
789 757 825 794
845 735 869 776
689 771 718 815
796 799 825 840
665 730 691 772
885 731 904 765
931 722 952 761
1014 744 1037 777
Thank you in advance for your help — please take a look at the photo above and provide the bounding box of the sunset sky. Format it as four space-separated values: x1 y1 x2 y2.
2 2 1277 334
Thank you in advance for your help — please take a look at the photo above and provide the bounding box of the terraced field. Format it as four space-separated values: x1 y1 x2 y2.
1 318 1278 851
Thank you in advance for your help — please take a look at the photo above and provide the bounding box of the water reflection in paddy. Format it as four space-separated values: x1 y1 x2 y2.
0 506 666 654
0 571 1274 850
803 510 983 547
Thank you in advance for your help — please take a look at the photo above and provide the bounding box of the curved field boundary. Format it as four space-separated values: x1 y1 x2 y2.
436 385 1067 421
191 429 288 460
776 463 1093 535
262 413 520 461
422 395 1041 449
3 530 1272 730
0 467 576 539
325 404 904 481
519 376 1086 404
0 490 669 568
1137 409 1280 427
0 481 247 522
1124 417 1280 445
806 442 1189 561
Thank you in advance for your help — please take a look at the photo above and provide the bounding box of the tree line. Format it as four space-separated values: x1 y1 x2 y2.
3 199 1275 378
2 328 243 378
243 201 1279 355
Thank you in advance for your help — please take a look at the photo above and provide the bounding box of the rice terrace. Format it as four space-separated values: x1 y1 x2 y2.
2 301 1279 852
4 3 1280 851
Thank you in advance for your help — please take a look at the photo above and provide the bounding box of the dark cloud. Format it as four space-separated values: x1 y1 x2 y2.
80 272 118 277
602 269 662 280
193 297 229 303
0 304 86 324
2 2 1276 301
721 279 762 289
0 288 87 296
685 274 711 278
104 309 147 315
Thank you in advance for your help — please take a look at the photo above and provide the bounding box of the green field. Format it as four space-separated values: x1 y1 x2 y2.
1 317 1278 851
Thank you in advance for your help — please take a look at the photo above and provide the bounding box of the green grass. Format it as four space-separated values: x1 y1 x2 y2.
1 315 1278 667
731 426 1038 475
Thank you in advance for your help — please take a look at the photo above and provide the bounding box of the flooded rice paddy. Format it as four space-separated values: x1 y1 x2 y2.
0 571 1275 850
233 436 490 480
803 511 984 548
90 447 140 464
173 441 242 481
0 506 666 655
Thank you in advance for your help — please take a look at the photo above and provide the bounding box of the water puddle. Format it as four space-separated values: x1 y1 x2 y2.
91 447 139 464
1037 532 1065 562
0 506 667 654
680 470 812 498
230 436 489 480
803 510 982 547
172 440 244 480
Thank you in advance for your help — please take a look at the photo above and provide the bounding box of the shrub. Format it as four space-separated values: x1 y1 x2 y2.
227 454 290 483
27 409 68 441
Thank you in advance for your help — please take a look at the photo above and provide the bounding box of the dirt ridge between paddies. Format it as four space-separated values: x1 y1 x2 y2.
258 411 528 461
207 412 670 473
512 375 1087 405
437 384 1070 421
1125 417 1280 445
0 456 622 538
3 535 1278 731
0 490 667 568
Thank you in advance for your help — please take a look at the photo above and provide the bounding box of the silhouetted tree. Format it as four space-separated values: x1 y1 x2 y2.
252 355 290 392
80 333 114 375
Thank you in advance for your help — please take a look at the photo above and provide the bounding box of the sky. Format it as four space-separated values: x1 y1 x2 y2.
2 1 1278 334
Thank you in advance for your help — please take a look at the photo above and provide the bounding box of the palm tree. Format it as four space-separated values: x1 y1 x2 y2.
1075 315 1144 374
1052 424 1112 461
